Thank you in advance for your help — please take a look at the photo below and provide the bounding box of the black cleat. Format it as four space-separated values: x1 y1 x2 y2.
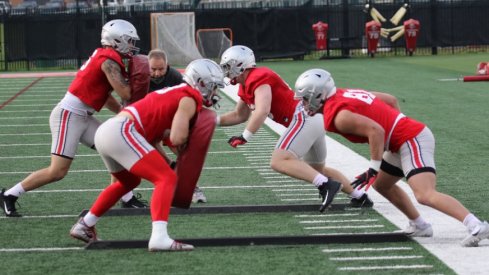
350 193 374 208
120 193 148 208
318 180 342 212
0 188 22 217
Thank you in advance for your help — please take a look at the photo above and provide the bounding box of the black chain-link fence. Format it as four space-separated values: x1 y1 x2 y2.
0 0 488 71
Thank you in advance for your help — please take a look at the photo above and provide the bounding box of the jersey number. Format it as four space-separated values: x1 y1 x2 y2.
343 89 375 105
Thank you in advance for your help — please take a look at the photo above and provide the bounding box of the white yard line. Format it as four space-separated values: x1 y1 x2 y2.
330 255 423 261
338 265 433 271
0 247 83 252
222 84 489 275
322 246 413 253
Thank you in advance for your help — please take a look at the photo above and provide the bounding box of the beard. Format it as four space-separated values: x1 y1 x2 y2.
151 76 165 85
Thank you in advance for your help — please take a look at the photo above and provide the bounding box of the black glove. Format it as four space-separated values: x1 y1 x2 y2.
170 161 177 170
351 168 378 191
228 135 247 148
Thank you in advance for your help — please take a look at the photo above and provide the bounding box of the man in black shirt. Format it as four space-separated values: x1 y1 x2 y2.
148 49 184 92
148 49 207 203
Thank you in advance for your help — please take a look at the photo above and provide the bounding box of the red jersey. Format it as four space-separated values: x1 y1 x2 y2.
69 48 127 111
238 67 298 127
323 88 425 152
124 83 203 143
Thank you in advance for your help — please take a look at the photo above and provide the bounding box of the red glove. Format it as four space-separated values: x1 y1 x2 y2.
351 168 378 191
228 135 247 148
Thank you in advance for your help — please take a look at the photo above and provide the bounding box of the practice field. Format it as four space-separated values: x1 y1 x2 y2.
1 53 489 274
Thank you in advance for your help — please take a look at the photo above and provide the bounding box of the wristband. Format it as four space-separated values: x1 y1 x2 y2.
370 159 381 171
215 116 221 126
242 129 254 142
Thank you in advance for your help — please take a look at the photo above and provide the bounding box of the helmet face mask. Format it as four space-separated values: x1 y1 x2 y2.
220 45 256 84
101 19 140 56
183 59 225 108
294 69 336 116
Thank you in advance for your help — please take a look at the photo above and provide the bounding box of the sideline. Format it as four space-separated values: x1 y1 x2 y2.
0 72 76 79
222 84 489 275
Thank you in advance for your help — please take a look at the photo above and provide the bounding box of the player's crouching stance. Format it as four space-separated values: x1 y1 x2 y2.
70 59 225 251
294 68 489 247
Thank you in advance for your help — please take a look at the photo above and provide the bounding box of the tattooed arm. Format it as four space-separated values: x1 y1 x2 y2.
103 95 122 114
101 59 131 101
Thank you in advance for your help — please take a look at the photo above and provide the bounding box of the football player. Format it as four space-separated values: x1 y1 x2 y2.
217 45 373 212
70 59 225 251
0 19 146 217
147 49 207 204
294 68 489 247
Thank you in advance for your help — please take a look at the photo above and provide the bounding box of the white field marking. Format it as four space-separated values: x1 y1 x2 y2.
280 197 349 202
263 176 290 179
322 247 412 253
0 143 50 147
1 124 49 127
245 156 272 159
0 115 113 120
337 265 432 271
238 145 275 148
211 138 276 143
247 139 278 143
0 214 78 219
0 154 99 159
0 110 52 113
0 133 51 136
304 225 384 230
2 99 59 102
266 180 302 183
0 96 60 99
5 104 56 107
295 213 360 218
331 255 423 261
276 193 318 196
299 219 379 224
273 188 314 192
437 78 461 81
249 163 268 166
0 166 269 174
258 172 281 175
0 247 83 253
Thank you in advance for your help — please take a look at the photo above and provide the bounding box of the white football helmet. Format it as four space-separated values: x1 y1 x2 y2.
219 45 256 83
183 59 225 108
101 19 140 56
294 68 336 115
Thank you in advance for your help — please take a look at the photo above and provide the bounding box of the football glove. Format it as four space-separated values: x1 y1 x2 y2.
351 168 378 191
228 135 247 148
170 161 177 170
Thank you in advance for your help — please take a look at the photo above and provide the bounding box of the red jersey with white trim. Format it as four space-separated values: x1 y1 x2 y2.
68 47 127 111
238 67 298 127
124 83 203 143
323 88 425 152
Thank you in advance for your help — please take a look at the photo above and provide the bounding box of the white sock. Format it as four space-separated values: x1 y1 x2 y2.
313 174 328 188
5 183 26 197
149 221 173 248
463 213 482 233
411 216 430 229
83 211 100 227
349 188 364 199
120 191 134 203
